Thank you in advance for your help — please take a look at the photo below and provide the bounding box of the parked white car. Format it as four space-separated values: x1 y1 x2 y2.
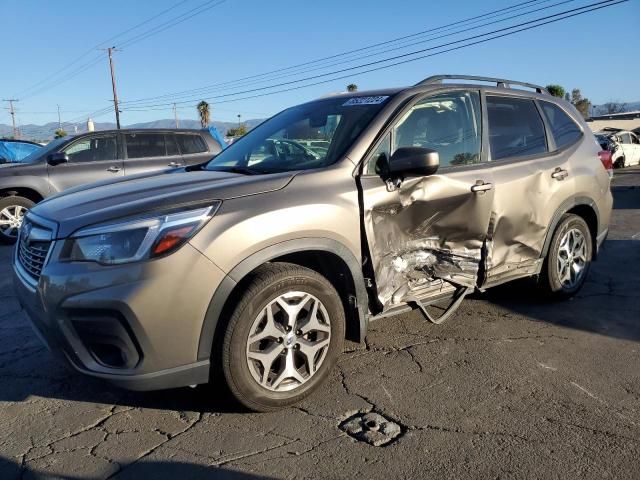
595 130 640 168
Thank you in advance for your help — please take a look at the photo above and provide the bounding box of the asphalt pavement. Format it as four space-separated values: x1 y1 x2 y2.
1 167 639 479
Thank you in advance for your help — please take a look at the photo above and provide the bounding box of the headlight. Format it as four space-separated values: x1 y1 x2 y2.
60 203 219 265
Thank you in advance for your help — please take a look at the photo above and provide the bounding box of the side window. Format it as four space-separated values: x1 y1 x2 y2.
392 90 482 168
487 96 547 160
364 133 391 175
165 134 179 156
63 135 117 162
177 134 207 154
125 133 166 158
619 133 631 144
632 134 640 145
540 101 582 149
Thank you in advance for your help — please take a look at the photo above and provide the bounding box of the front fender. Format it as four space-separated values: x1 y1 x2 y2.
196 237 368 362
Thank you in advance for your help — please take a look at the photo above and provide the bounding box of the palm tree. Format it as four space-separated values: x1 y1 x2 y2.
346 84 358 92
197 101 210 128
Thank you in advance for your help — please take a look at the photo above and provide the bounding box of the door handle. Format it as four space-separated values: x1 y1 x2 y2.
167 161 182 167
470 181 493 193
551 168 569 180
106 166 121 173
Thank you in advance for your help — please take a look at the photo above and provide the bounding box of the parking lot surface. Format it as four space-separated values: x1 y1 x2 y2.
1 168 639 479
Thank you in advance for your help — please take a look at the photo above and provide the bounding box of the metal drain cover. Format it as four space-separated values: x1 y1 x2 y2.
339 412 402 446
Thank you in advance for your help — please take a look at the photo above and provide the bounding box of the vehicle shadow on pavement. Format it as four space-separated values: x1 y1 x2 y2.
0 456 272 480
477 239 640 343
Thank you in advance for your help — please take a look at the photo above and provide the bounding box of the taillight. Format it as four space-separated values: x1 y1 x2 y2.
598 150 613 179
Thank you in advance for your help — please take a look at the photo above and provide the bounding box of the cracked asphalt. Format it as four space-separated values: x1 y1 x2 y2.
1 167 639 479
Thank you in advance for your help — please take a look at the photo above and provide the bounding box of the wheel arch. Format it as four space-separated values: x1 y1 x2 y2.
0 186 45 203
541 196 600 260
197 238 368 362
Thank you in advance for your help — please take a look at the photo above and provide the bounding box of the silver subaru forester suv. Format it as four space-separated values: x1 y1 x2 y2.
14 75 612 411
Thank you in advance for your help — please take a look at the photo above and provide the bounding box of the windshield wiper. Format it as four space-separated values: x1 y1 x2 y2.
209 166 261 175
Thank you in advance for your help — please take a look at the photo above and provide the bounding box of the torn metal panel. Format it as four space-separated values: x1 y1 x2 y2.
360 172 495 308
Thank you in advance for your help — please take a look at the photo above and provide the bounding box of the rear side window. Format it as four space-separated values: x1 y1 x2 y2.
165 134 179 155
540 102 582 149
177 134 207 154
487 96 547 160
125 133 166 158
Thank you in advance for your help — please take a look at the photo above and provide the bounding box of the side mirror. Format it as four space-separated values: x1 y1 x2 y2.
389 147 439 177
48 152 69 166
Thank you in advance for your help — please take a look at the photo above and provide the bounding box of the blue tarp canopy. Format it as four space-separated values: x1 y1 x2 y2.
0 140 42 163
207 126 227 150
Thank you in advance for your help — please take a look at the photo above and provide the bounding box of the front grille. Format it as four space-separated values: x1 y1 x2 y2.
17 219 52 281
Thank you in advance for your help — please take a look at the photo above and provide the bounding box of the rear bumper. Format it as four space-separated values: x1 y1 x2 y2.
13 242 225 391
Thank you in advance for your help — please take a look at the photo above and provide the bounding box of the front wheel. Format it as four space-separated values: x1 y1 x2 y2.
539 214 592 298
0 196 34 244
220 263 345 412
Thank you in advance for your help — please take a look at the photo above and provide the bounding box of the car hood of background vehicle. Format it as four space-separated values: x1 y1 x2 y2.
31 169 295 238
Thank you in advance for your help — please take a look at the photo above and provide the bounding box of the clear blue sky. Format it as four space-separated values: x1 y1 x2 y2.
1 0 638 127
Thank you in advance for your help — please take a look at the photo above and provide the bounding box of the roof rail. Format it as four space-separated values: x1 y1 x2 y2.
415 75 549 95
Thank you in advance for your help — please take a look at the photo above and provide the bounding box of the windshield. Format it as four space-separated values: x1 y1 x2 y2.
205 95 391 174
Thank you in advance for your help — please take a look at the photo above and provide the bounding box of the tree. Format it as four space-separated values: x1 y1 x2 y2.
197 101 210 128
545 84 565 98
346 84 358 92
226 124 247 137
570 88 591 118
601 101 627 114
54 129 67 138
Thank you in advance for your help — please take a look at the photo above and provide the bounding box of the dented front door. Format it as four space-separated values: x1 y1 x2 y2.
359 90 494 308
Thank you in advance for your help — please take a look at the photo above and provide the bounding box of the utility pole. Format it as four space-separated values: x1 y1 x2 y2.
173 103 179 128
237 114 241 128
102 47 121 129
57 104 62 130
3 99 19 139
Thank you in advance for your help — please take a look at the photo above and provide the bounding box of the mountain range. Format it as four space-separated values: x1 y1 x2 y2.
0 118 264 142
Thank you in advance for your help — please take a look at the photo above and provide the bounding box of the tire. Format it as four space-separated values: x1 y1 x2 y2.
613 157 625 169
220 262 345 412
539 214 592 299
0 196 34 245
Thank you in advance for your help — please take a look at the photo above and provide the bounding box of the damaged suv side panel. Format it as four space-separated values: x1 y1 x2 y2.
358 89 495 308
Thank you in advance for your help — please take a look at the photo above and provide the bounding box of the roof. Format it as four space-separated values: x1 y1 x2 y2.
65 128 207 139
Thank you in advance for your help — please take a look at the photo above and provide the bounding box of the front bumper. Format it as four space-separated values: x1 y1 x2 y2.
14 242 226 391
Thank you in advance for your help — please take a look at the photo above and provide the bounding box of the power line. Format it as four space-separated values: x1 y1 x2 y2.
120 0 624 110
13 0 227 102
13 0 193 99
121 0 560 106
118 0 227 49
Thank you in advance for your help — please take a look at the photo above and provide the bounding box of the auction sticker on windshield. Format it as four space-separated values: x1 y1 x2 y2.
343 96 388 106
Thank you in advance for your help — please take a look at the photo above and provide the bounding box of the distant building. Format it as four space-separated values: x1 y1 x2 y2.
587 111 640 132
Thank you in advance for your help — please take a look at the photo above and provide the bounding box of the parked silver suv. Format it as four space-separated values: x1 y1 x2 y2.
13 75 612 411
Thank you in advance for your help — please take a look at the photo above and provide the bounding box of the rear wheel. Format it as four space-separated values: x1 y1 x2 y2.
220 263 345 412
539 214 592 298
0 196 34 244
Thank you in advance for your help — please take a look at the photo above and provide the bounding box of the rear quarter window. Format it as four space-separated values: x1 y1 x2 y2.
177 134 207 154
540 102 582 149
487 96 547 161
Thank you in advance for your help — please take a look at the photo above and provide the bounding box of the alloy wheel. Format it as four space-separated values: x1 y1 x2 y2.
0 205 26 239
245 291 331 392
556 227 587 288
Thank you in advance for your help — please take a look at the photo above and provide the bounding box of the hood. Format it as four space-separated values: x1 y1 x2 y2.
32 168 294 238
